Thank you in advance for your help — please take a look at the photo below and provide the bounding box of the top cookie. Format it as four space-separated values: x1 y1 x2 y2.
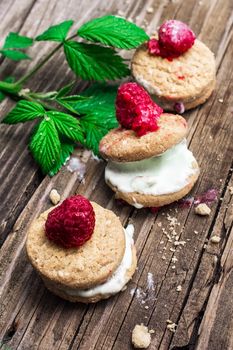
132 40 216 108
26 202 125 289
99 113 187 162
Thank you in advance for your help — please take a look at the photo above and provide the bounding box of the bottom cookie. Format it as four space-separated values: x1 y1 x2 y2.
42 246 137 303
152 79 216 112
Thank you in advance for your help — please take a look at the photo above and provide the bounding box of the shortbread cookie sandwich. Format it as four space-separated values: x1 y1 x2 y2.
132 20 216 112
26 195 137 303
99 82 200 208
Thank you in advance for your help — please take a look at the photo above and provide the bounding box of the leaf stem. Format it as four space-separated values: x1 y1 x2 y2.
22 93 57 111
0 81 21 94
16 33 77 86
16 43 63 85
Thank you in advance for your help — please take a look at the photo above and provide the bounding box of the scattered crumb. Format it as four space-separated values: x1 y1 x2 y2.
130 288 136 296
162 255 166 260
145 306 149 309
228 186 233 195
174 241 186 246
171 265 176 269
149 329 155 334
172 256 178 263
132 324 151 349
210 235 221 244
146 6 154 13
194 230 198 234
117 10 124 17
176 285 182 292
218 98 224 103
166 320 177 333
195 203 211 216
49 189 61 205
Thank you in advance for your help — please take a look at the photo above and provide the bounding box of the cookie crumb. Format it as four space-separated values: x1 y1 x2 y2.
174 240 186 246
218 98 224 103
132 324 151 348
176 285 182 292
146 6 154 13
49 189 61 205
166 320 177 333
228 186 233 195
195 203 211 216
210 235 221 244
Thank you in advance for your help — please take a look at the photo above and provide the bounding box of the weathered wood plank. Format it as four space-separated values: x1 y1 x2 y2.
0 0 233 350
196 225 233 350
0 0 127 245
170 173 233 349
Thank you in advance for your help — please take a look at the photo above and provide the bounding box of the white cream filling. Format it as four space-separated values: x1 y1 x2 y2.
64 224 134 298
105 140 198 197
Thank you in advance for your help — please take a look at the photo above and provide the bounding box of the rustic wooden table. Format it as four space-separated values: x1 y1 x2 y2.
0 0 233 349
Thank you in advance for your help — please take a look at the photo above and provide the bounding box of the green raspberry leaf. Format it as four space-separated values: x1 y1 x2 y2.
3 32 33 49
36 20 74 42
56 95 89 114
49 139 75 177
29 118 61 174
47 111 84 143
63 41 130 81
56 81 75 98
80 113 118 155
0 49 30 61
78 15 149 49
57 84 118 154
75 84 117 114
2 100 45 124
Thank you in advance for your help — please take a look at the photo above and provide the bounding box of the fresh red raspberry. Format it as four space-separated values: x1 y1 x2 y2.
45 195 95 249
148 20 196 60
116 82 163 136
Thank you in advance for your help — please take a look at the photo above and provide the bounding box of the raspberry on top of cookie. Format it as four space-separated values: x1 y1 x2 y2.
147 20 196 60
26 195 137 303
132 20 216 112
100 82 187 162
100 83 200 208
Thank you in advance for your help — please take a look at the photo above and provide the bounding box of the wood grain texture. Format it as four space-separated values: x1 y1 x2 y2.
0 0 233 349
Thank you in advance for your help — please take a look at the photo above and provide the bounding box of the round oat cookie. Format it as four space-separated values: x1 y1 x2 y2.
42 245 137 303
132 39 216 111
99 113 187 162
26 202 125 290
107 162 199 208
